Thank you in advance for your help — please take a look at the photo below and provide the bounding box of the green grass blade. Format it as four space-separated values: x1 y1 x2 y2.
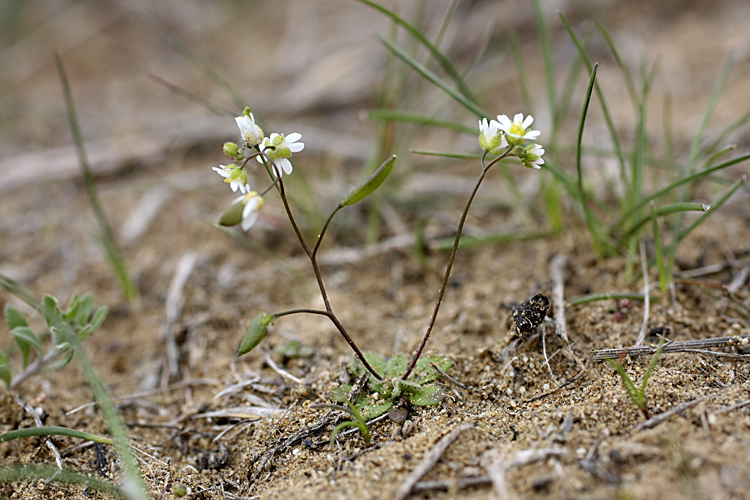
668 56 734 285
559 13 627 176
596 23 638 105
621 202 709 242
409 149 481 160
377 35 486 118
608 152 750 233
1 426 115 445
641 337 667 394
576 63 606 256
49 314 148 500
684 56 733 176
132 7 246 110
676 176 745 245
509 32 534 116
605 358 640 408
0 273 42 313
54 54 139 303
532 0 556 130
651 203 668 294
355 0 478 104
434 231 550 251
568 292 657 306
702 108 750 157
0 465 125 499
368 109 476 134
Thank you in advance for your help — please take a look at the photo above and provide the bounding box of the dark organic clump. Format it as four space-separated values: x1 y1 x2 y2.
512 293 550 338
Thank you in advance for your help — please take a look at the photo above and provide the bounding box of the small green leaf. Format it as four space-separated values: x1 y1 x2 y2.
89 305 108 331
73 293 95 326
385 353 409 378
340 155 396 207
10 326 43 368
49 345 75 370
409 384 444 406
0 353 11 388
237 313 274 356
4 306 29 331
349 352 387 383
411 355 454 384
42 295 62 329
62 294 81 324
331 385 353 403
357 398 393 420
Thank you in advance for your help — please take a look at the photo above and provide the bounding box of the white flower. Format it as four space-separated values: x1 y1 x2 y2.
236 111 264 148
233 191 264 230
213 164 248 193
478 118 507 154
518 144 545 169
495 113 541 146
256 132 305 176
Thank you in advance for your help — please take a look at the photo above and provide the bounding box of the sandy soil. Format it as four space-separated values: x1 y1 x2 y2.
1 1 750 499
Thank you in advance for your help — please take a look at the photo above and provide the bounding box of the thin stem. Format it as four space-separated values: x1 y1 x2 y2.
403 149 509 380
273 170 383 380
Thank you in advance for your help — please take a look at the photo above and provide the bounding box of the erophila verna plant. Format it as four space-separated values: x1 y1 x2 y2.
218 107 543 417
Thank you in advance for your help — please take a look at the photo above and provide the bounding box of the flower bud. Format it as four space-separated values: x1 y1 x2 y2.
223 142 240 158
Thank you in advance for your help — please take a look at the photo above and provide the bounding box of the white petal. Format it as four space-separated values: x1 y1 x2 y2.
513 113 524 125
496 115 511 128
278 158 293 175
288 142 304 153
525 130 541 140
285 133 302 143
522 115 534 128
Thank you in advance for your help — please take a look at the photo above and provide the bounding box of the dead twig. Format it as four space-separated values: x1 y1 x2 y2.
163 252 198 378
635 393 719 431
727 265 750 294
523 354 593 404
412 447 567 496
263 353 303 385
481 449 510 500
13 396 63 470
430 361 468 389
550 254 569 343
395 424 474 500
592 335 750 361
635 241 650 347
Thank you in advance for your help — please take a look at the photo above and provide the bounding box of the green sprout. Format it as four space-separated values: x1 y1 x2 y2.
605 337 667 418
316 400 371 448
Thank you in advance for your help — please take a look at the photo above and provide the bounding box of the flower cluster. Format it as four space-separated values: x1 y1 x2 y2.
213 107 305 230
478 113 544 169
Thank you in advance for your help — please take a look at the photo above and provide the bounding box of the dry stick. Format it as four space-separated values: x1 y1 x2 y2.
592 334 750 361
713 398 750 415
163 252 197 377
727 264 750 294
413 447 568 495
430 361 468 389
481 450 511 500
541 325 559 387
635 241 650 347
263 353 303 384
523 354 593 404
395 424 474 500
635 392 719 431
13 396 63 470
550 254 569 343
